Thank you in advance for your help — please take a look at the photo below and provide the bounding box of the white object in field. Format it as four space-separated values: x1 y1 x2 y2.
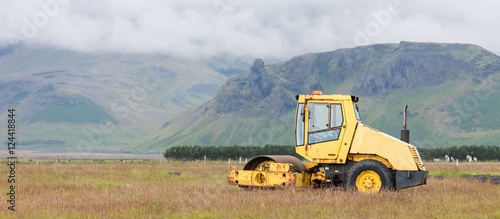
456 159 458 166
239 157 242 164
228 158 231 164
444 155 455 162
466 155 477 162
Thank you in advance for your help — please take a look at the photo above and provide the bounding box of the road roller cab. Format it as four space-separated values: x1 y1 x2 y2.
227 91 428 193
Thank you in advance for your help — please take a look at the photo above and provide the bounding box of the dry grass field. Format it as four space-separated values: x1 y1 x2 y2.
1 160 499 218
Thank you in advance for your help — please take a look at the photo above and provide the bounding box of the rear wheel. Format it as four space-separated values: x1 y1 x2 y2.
347 159 394 193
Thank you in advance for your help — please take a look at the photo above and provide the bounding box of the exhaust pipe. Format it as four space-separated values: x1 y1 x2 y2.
401 105 410 143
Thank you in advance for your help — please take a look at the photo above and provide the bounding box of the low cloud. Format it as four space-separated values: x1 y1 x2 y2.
1 0 499 59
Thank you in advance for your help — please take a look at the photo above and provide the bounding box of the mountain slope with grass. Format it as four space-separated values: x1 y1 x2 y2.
133 42 500 151
0 44 251 150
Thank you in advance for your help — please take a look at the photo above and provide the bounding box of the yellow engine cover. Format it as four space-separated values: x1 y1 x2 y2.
349 123 424 171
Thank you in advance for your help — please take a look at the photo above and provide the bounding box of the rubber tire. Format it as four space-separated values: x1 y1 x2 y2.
346 159 394 192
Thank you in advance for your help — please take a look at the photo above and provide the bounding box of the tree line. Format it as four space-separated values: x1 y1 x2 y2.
164 145 500 161
163 145 300 160
417 145 500 161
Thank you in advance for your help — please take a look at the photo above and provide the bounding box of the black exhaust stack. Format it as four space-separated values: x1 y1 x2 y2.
401 105 410 143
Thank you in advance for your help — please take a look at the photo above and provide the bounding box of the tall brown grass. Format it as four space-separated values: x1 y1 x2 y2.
1 161 499 218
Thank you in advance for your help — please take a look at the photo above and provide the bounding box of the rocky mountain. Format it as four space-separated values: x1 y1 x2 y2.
133 42 500 151
0 44 250 150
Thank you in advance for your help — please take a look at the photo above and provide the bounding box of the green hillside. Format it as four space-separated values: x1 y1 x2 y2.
29 93 118 124
0 44 251 149
132 42 500 151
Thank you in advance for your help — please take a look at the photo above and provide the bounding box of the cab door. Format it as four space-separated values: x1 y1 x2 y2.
305 101 346 161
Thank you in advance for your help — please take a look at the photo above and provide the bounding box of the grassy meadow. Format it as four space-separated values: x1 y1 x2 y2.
1 160 499 218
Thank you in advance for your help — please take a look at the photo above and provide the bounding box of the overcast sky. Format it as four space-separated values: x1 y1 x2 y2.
1 0 499 59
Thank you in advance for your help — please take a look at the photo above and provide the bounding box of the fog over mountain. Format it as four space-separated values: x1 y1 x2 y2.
1 1 500 59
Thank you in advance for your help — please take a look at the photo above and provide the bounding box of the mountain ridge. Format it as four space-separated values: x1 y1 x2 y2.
132 42 500 151
0 44 251 149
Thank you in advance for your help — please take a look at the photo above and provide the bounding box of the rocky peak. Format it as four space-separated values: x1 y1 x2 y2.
214 42 500 114
249 59 274 97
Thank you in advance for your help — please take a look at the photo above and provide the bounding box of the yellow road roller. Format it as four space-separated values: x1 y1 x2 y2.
227 91 428 193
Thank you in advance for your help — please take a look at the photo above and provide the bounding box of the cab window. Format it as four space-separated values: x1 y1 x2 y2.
308 103 344 144
295 103 305 146
330 104 343 128
353 103 360 120
308 103 329 132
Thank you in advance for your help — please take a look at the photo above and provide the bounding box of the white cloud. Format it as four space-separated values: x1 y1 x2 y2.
1 0 500 59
